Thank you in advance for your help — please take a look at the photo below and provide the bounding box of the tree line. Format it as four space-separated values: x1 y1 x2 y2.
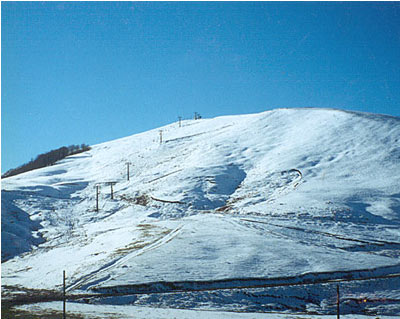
2 144 91 178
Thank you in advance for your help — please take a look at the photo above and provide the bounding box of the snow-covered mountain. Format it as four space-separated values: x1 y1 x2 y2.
2 108 400 316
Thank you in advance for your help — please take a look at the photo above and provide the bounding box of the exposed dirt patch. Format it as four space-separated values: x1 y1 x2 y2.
119 194 150 206
113 240 148 255
1 305 84 319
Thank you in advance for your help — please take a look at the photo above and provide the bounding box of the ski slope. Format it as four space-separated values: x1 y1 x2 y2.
2 108 400 316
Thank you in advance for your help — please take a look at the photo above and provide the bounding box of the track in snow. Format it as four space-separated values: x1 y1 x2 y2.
67 225 184 291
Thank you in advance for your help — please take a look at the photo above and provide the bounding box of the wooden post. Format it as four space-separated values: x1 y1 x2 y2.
63 270 66 319
337 284 340 319
108 182 117 199
178 116 182 128
95 185 99 212
159 130 163 144
126 163 130 181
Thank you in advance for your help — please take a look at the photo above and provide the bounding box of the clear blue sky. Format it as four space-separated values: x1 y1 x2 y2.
2 2 400 173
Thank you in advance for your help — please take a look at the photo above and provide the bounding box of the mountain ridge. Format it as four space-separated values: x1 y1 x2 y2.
2 107 400 315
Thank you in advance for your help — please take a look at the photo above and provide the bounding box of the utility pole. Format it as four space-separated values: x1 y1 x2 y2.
337 284 340 319
178 116 182 128
126 163 130 181
159 130 163 144
95 185 100 212
108 182 117 199
63 270 66 319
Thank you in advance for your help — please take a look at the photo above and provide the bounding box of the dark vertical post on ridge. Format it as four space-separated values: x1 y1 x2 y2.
95 185 99 212
337 284 340 319
159 130 163 144
126 163 130 181
178 116 182 128
63 270 66 319
108 182 116 199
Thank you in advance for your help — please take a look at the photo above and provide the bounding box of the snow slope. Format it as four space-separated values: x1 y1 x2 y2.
2 108 400 316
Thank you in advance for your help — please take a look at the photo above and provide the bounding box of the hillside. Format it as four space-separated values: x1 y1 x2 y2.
2 108 400 317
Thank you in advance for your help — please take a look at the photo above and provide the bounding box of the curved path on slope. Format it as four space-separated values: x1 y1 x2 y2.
66 225 184 292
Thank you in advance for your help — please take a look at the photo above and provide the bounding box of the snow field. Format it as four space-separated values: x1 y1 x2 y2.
2 108 400 317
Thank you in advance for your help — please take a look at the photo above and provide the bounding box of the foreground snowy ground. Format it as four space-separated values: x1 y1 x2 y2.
16 301 400 319
2 108 400 317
